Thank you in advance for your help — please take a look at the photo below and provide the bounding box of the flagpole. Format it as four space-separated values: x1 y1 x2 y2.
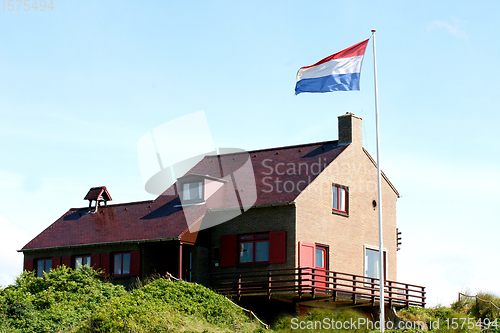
371 29 385 332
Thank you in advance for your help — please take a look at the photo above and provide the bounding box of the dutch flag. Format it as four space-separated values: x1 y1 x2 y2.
295 39 369 95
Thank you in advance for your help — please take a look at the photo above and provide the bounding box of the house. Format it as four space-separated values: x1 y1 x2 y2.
20 113 425 310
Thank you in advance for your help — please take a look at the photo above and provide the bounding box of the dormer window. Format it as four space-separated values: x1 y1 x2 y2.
183 182 203 201
177 174 227 205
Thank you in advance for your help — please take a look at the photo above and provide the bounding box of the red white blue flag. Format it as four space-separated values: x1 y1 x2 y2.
295 39 369 95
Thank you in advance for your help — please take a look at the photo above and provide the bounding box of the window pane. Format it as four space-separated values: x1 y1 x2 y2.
198 181 203 199
37 261 45 278
316 248 325 268
239 242 253 263
123 253 131 275
84 256 91 266
255 241 269 262
255 234 269 239
114 254 122 275
365 249 380 279
183 183 190 200
45 260 52 273
239 235 253 240
189 182 201 200
339 188 345 211
332 186 338 210
75 257 83 269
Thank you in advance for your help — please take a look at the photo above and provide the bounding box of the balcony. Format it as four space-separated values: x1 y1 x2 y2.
209 267 425 308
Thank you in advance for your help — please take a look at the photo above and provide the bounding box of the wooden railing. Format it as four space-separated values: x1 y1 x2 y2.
209 267 426 307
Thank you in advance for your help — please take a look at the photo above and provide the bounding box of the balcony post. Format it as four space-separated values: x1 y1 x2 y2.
388 281 393 308
371 278 375 306
405 284 409 308
352 275 357 304
238 274 242 301
312 268 316 299
298 268 303 298
332 272 337 302
267 270 272 299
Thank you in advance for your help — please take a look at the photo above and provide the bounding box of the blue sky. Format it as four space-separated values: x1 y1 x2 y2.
1 0 499 306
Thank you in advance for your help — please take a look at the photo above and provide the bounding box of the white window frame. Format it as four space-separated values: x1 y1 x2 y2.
363 245 388 281
182 181 203 201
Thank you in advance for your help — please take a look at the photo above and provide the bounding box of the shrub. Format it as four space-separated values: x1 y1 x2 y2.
79 277 262 332
0 266 126 333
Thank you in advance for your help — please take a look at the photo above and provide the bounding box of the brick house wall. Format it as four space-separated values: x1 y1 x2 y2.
206 205 296 276
295 114 398 281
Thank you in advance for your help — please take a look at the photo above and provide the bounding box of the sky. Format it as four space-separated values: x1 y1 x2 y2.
1 0 499 307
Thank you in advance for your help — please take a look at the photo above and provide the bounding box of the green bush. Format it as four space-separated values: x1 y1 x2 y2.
0 267 263 332
273 307 371 332
396 305 484 333
79 277 262 332
0 266 126 333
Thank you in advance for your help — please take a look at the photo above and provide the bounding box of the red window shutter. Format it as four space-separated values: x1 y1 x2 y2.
24 259 34 272
90 254 101 269
61 256 71 268
298 242 315 268
220 235 237 267
130 251 140 276
100 253 110 275
298 242 316 288
52 257 61 269
269 231 286 264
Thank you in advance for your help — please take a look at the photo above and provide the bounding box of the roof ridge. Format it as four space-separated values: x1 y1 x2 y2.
204 140 340 158
248 139 339 153
69 199 155 211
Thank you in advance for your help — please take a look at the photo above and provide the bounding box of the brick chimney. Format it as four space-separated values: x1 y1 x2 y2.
338 112 362 146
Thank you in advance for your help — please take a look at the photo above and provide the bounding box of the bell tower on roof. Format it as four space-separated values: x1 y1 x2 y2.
84 186 112 213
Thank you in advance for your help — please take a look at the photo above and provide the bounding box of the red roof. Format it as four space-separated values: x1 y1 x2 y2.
21 140 347 251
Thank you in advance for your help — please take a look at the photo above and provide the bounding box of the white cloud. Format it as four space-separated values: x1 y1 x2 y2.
428 19 468 41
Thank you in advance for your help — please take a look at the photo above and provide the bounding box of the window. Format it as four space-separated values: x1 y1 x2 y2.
75 255 91 270
182 182 203 201
114 253 131 276
364 247 387 280
332 184 348 213
36 259 52 278
239 233 269 264
315 246 327 269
